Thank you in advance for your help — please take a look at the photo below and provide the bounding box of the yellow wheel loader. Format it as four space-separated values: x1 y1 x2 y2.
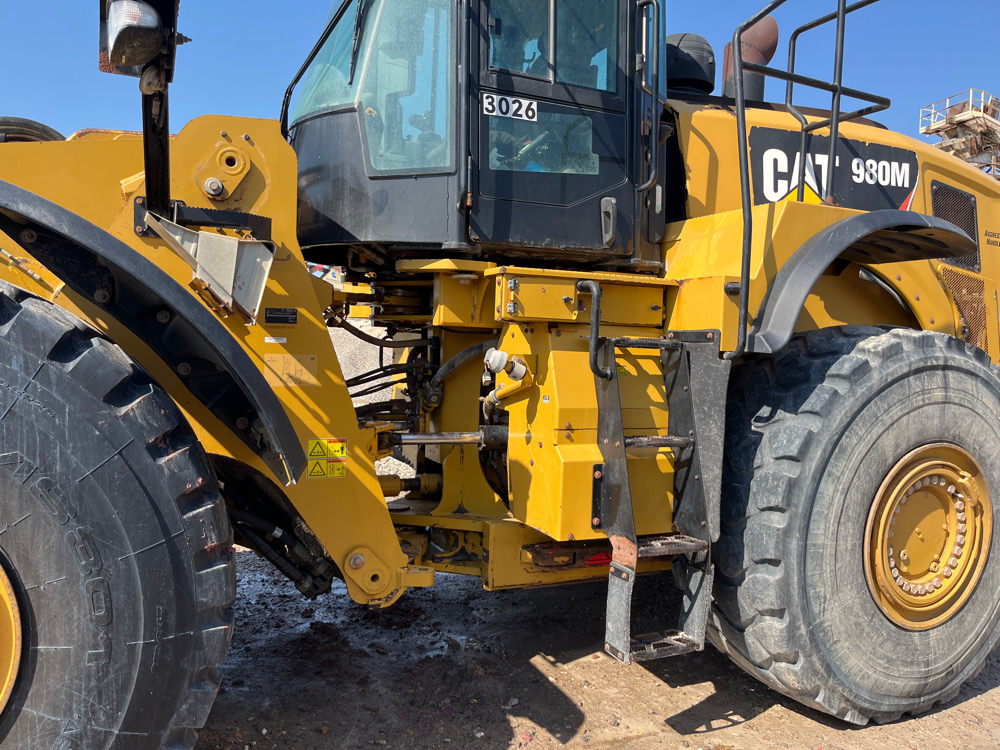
0 0 997 744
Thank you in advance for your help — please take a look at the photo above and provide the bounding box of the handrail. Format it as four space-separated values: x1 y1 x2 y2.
726 0 887 360
635 0 661 193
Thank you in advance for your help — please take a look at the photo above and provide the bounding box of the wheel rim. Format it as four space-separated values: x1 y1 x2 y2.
865 443 993 630
0 559 21 714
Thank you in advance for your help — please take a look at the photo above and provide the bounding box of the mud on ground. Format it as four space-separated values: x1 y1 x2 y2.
196 550 1000 750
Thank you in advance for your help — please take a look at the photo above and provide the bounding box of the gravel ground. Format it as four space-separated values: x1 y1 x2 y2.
195 317 1000 749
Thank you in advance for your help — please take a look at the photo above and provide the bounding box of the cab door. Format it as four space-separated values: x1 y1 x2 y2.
469 0 638 261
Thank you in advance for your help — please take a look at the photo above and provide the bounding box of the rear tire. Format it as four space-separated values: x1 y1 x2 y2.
0 283 234 748
0 117 64 143
710 327 1000 723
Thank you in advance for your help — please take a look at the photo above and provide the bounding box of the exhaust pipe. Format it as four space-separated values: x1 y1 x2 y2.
722 16 779 101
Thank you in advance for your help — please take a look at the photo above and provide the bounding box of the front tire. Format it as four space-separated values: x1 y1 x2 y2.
0 285 235 747
711 327 1000 723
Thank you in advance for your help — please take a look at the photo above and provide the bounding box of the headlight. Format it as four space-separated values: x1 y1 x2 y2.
106 0 163 67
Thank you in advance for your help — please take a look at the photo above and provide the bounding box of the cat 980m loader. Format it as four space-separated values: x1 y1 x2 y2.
0 0 997 744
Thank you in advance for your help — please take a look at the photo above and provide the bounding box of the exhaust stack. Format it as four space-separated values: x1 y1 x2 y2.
722 16 779 101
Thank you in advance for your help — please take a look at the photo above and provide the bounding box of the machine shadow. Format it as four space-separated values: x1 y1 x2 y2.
200 551 1000 748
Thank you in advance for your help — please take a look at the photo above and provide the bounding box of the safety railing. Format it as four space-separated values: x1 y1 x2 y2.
920 89 1000 135
728 0 890 359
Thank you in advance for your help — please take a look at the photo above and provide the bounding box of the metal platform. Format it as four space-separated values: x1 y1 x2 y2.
921 89 1000 180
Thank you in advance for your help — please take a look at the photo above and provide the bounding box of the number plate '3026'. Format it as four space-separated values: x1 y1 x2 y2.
482 93 537 121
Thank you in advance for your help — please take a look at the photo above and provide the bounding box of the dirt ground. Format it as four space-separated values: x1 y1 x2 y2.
196 318 1000 750
195 549 1000 750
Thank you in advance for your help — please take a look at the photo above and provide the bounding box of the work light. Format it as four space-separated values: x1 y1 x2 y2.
106 0 163 67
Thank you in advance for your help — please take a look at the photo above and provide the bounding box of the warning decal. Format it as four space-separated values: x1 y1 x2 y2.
305 438 348 479
306 459 347 479
307 438 347 458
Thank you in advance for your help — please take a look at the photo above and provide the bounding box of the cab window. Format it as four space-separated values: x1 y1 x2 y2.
488 0 618 93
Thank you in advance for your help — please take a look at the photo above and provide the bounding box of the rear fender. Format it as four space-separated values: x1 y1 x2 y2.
748 210 976 354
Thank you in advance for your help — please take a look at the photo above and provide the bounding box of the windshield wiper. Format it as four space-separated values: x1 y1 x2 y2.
348 0 373 85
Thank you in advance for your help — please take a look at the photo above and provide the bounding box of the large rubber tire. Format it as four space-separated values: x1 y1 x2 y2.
710 326 1000 724
0 117 65 143
0 283 235 747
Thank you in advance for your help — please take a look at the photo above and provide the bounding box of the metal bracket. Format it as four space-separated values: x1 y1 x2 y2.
134 197 273 240
144 211 275 324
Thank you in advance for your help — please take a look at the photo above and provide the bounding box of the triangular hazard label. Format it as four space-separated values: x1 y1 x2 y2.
308 461 327 478
308 441 327 458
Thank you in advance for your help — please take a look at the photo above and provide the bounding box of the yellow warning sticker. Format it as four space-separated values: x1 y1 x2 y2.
307 438 348 459
306 458 347 479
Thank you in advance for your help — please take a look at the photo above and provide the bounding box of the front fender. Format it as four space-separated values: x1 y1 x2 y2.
0 178 306 484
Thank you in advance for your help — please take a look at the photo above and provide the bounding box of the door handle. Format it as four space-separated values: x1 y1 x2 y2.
636 0 660 193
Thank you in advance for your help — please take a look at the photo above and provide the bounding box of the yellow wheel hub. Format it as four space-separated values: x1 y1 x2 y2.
0 562 20 714
865 443 993 630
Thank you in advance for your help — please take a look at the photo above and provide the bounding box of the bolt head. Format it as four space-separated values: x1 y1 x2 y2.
94 289 111 305
594 470 603 479
204 177 224 196
349 553 365 570
156 309 171 324
177 362 193 377
235 417 250 430
592 517 601 526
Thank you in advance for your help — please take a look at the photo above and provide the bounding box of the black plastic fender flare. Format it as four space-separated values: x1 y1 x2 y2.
0 178 306 484
747 210 977 355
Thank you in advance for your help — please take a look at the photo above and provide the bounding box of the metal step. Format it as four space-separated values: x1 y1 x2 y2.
637 534 708 558
627 631 701 662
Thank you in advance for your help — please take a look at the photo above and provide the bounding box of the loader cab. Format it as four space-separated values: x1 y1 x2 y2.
288 0 664 268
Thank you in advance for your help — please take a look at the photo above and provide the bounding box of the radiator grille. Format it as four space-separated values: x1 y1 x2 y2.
932 181 980 272
940 266 988 354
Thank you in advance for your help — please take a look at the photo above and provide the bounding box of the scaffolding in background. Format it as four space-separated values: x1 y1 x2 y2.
921 90 1000 180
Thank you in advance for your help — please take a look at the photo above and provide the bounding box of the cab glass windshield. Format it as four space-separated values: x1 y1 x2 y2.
291 0 455 173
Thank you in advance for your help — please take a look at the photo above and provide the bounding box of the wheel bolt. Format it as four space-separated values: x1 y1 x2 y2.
955 500 966 512
947 484 956 494
943 567 953 578
933 577 943 589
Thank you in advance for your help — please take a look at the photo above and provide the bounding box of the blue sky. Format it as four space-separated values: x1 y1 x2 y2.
0 1 996 143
